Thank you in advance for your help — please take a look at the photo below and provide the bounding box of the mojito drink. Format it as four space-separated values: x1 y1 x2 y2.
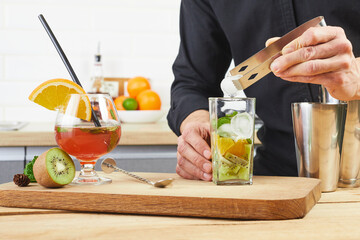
210 98 255 185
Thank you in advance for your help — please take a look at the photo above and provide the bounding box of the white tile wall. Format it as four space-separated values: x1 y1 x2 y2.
0 2 4 29
0 0 181 121
5 104 58 122
0 54 6 120
0 56 3 79
0 107 4 121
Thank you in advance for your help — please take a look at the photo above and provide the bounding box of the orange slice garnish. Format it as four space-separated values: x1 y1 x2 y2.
28 78 91 121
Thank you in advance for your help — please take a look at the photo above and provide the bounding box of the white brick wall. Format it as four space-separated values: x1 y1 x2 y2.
0 0 181 121
0 56 3 80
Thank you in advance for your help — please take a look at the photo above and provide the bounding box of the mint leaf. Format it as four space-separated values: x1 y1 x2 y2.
57 127 68 133
110 109 116 120
217 117 231 129
24 156 38 182
226 111 238 117
217 112 239 129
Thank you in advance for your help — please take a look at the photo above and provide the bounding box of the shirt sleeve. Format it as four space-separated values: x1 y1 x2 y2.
167 0 232 136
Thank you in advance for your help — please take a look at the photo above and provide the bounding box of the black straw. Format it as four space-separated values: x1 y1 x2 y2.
38 14 101 127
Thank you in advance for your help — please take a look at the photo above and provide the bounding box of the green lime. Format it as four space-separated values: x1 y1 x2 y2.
217 117 231 128
122 98 138 110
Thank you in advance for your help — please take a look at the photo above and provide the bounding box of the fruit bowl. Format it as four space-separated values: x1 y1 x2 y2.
117 110 165 123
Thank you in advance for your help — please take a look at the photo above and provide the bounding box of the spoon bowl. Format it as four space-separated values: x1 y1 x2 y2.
153 178 174 188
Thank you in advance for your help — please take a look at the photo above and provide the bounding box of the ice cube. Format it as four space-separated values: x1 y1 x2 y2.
230 112 253 139
220 73 244 97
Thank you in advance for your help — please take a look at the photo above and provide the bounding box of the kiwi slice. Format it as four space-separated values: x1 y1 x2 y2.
33 148 75 188
220 156 235 166
224 152 248 167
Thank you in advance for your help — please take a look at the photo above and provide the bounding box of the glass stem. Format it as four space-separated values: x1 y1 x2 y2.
79 163 98 178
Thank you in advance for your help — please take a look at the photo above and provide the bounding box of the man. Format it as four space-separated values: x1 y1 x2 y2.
167 0 360 181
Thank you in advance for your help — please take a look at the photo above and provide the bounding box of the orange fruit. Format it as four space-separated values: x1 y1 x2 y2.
226 139 248 158
217 136 235 155
127 76 151 98
114 95 129 110
136 90 161 110
28 78 91 121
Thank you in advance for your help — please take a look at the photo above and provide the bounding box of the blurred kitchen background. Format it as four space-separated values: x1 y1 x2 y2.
0 0 181 122
0 0 257 184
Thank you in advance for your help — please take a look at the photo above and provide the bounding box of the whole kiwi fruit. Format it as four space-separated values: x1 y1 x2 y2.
33 147 75 188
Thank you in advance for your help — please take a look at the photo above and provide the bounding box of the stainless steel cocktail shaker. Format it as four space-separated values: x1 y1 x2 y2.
338 100 360 188
292 102 347 192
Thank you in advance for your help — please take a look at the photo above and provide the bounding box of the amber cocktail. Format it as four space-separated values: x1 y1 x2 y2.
55 93 121 185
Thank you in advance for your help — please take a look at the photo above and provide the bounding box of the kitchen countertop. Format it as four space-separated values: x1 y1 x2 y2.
0 122 261 146
0 184 359 239
0 122 178 146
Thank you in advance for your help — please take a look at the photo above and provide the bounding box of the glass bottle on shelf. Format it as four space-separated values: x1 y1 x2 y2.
90 42 105 93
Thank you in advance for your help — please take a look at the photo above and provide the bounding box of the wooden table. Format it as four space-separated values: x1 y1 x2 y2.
1 186 359 239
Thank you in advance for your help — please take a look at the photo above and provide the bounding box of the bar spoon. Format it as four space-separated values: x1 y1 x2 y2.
101 158 174 188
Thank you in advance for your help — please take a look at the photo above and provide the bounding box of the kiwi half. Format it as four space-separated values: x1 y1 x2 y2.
33 148 75 188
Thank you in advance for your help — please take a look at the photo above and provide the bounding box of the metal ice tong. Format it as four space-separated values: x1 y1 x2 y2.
229 17 328 94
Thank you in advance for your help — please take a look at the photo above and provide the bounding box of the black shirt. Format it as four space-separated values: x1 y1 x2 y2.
167 0 360 176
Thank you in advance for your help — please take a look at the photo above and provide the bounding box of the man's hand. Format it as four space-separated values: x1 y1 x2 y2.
176 110 212 181
268 26 360 101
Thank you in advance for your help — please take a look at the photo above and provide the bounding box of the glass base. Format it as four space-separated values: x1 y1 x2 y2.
72 163 112 185
71 176 112 185
213 179 252 185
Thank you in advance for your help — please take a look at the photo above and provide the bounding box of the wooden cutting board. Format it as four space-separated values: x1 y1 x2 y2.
0 173 321 220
